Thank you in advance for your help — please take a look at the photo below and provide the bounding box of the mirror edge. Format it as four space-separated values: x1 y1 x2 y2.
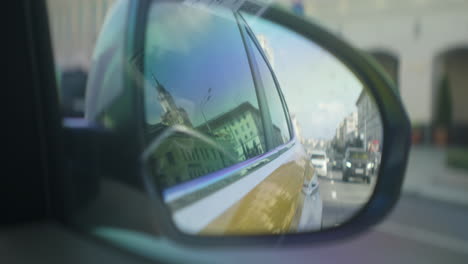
116 1 412 247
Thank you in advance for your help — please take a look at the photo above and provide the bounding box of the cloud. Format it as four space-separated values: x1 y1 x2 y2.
292 101 349 139
146 4 212 57
317 102 346 115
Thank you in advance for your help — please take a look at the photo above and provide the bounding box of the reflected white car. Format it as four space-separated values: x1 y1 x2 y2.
310 150 328 177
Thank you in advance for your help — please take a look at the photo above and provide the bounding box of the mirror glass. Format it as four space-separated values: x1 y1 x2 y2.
142 2 383 235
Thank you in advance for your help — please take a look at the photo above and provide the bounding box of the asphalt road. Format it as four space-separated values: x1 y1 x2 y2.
19 167 465 264
194 168 468 263
318 169 376 228
86 168 468 263
191 180 468 264
6 192 467 264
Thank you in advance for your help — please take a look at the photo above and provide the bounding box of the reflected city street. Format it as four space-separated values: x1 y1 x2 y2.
299 163 376 230
245 14 383 230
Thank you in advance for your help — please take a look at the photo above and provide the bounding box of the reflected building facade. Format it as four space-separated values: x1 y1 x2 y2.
200 102 267 161
152 75 192 128
356 91 383 151
335 111 358 148
146 80 266 189
146 80 238 189
282 0 468 146
345 111 358 143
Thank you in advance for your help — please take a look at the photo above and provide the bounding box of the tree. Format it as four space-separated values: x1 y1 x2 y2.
435 75 452 128
346 137 363 149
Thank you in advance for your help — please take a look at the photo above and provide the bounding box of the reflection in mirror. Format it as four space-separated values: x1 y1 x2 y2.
142 2 383 235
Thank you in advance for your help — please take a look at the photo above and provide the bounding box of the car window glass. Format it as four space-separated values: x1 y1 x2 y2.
245 33 291 147
143 3 266 189
350 152 369 160
311 154 325 159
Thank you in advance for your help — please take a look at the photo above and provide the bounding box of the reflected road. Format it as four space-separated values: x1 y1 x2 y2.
319 169 376 228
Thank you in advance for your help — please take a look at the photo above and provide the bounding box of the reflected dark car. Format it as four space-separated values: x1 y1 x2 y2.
342 148 371 184
331 153 344 170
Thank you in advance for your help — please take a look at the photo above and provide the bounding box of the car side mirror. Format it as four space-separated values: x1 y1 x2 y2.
63 0 411 248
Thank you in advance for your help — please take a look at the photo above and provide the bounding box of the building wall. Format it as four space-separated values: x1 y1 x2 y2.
151 135 236 188
338 120 346 147
357 92 383 148
47 0 116 70
293 0 468 125
344 111 358 143
47 0 468 143
211 109 266 160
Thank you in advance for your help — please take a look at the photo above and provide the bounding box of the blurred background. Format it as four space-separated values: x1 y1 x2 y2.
47 0 468 262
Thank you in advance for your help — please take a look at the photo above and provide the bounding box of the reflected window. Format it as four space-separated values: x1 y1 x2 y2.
246 33 291 147
349 151 369 160
311 154 325 160
143 3 267 189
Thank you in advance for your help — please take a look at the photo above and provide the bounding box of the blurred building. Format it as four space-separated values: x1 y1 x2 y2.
152 75 192 128
336 120 346 147
47 0 468 146
280 0 468 146
146 100 267 188
344 111 358 143
201 102 267 161
335 111 358 147
47 0 116 71
290 114 304 143
147 127 237 188
335 124 342 146
356 91 383 150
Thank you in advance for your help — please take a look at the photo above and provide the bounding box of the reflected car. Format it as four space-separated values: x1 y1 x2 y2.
310 150 328 177
84 1 322 235
342 148 371 184
331 153 344 170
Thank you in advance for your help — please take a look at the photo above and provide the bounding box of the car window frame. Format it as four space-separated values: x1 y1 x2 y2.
239 13 294 144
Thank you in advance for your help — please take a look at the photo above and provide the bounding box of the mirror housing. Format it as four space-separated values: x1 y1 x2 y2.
141 5 410 246
67 1 411 248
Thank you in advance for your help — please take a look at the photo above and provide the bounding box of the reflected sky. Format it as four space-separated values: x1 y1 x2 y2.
244 14 363 139
144 4 259 127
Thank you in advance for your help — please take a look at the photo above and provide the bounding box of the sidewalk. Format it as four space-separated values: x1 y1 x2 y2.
402 146 468 206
